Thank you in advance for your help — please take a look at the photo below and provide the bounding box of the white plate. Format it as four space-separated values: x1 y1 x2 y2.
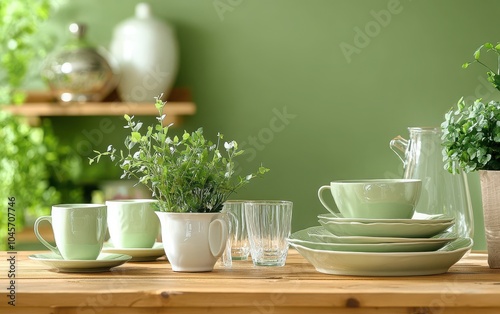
29 253 131 273
290 228 451 252
102 242 166 262
307 226 458 244
318 212 454 224
290 237 472 276
319 220 454 238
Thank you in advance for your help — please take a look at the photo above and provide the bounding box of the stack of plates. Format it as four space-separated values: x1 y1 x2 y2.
288 212 473 276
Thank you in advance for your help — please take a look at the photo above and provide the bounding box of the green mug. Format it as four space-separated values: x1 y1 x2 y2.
34 204 107 260
318 179 422 219
105 199 160 248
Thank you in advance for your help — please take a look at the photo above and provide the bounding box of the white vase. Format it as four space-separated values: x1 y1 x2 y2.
109 2 178 102
156 212 228 272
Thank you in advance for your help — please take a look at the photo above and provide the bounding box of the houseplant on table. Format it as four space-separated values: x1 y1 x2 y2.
90 96 269 272
442 42 500 268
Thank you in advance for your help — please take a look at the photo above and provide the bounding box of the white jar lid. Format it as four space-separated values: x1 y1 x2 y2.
135 3 151 19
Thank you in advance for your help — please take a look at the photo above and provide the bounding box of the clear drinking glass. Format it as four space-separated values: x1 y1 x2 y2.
244 200 293 267
223 200 251 261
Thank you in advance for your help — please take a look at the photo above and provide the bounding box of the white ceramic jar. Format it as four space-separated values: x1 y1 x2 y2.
110 3 178 102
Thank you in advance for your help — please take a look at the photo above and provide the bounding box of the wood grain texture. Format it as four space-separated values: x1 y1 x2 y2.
1 250 500 313
3 88 196 126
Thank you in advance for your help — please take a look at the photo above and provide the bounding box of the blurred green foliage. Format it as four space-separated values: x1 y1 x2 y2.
0 0 82 250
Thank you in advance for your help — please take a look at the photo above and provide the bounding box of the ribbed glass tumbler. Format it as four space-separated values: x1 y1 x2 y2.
244 200 293 266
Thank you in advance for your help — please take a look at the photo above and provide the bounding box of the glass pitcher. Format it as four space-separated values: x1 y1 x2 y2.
390 127 474 239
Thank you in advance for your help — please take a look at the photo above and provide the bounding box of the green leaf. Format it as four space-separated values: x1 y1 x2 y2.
131 132 141 142
485 42 494 49
124 114 131 121
259 166 270 174
474 48 481 60
474 45 483 60
495 43 500 50
155 99 164 111
462 62 470 69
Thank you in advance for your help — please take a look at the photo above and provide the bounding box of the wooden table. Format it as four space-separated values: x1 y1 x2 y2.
2 250 500 314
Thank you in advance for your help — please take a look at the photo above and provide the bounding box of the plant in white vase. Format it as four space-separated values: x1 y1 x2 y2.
90 96 269 271
442 42 500 268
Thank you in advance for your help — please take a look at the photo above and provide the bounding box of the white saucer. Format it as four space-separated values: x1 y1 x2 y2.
318 212 455 224
29 253 131 273
102 242 166 262
290 237 472 276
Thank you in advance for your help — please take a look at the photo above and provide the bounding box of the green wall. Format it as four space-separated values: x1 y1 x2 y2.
45 0 500 249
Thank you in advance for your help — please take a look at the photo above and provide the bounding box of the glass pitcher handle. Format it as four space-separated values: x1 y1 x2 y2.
390 135 408 164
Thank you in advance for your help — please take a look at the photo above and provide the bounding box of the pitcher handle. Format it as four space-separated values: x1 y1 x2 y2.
390 135 408 164
208 218 228 258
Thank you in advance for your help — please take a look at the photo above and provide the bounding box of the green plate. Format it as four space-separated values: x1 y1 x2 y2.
29 253 131 273
307 226 458 244
290 238 472 276
289 228 450 252
319 220 454 238
317 212 454 224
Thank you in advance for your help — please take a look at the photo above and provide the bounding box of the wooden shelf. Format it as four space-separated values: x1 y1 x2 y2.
3 88 196 125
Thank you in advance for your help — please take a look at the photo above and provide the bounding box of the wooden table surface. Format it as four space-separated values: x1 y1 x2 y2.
2 250 500 314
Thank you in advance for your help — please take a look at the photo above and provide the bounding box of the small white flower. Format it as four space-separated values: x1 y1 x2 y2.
133 151 140 159
224 141 235 150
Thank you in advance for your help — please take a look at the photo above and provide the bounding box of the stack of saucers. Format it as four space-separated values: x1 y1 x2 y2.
288 179 473 276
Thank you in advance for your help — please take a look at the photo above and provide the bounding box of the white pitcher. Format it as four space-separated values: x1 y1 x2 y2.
156 212 228 272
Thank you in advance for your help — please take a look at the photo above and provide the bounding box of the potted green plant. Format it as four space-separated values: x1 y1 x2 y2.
90 96 269 271
442 42 500 268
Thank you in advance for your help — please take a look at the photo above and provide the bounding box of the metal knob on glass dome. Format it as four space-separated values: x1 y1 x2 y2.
41 23 118 103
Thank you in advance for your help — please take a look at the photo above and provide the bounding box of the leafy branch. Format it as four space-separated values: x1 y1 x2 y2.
441 97 500 173
89 96 269 213
462 42 500 92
